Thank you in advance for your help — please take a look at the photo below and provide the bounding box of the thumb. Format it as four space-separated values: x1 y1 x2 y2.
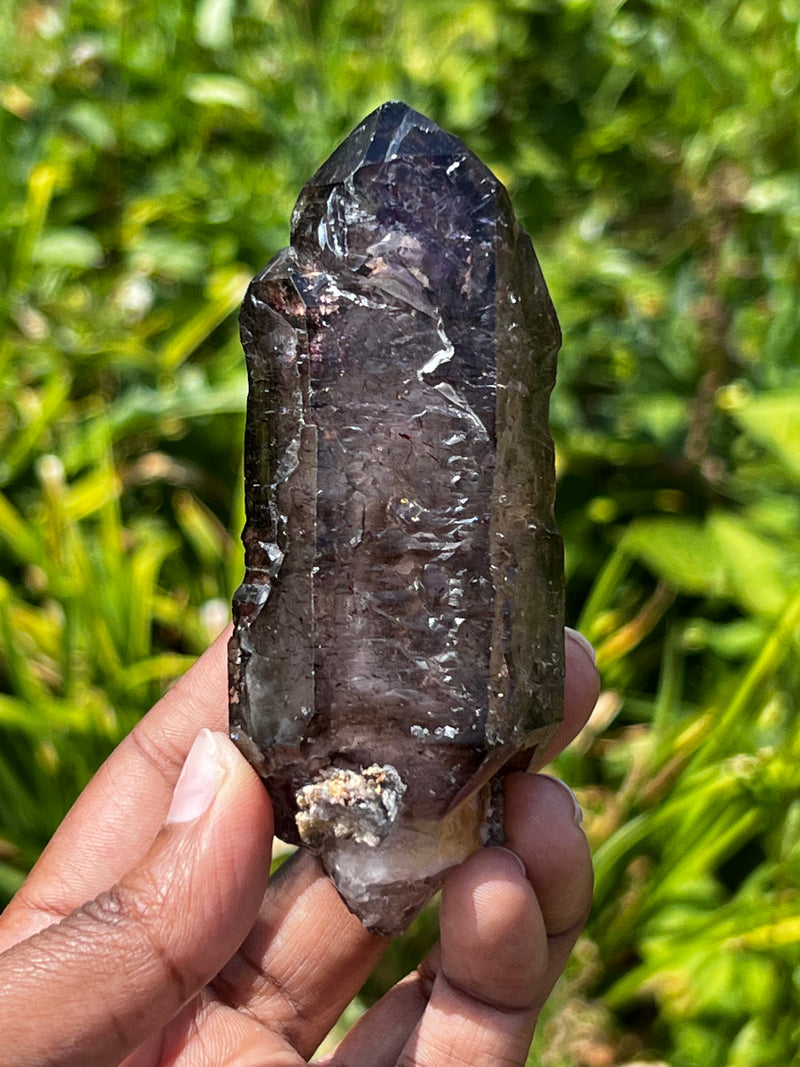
0 730 273 1067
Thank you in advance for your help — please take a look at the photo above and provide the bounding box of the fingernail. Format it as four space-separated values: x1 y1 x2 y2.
565 627 597 666
165 729 226 824
493 846 528 879
538 774 584 826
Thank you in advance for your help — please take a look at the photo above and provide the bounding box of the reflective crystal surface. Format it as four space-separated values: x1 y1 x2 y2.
229 102 563 936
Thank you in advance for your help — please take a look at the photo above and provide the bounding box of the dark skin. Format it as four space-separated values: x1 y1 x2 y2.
0 627 599 1067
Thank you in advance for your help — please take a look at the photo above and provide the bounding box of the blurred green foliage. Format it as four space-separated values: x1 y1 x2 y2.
1 0 799 1063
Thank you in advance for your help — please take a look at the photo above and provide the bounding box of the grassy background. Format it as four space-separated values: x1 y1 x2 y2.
2 0 800 1063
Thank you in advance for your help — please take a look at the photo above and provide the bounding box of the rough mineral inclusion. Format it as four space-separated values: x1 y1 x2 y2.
229 101 564 937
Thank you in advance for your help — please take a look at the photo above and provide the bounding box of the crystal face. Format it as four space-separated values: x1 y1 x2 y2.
229 101 563 937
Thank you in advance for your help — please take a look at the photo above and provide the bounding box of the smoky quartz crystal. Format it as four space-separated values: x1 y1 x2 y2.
229 101 563 937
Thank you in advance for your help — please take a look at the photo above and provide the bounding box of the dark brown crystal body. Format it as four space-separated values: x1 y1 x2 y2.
229 102 563 936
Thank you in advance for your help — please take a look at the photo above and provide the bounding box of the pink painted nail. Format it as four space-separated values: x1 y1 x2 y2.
165 729 225 824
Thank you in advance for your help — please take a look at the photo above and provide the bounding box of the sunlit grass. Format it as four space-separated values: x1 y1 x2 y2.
1 1 799 1064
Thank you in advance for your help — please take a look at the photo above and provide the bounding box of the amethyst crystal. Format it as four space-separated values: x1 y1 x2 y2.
229 102 563 937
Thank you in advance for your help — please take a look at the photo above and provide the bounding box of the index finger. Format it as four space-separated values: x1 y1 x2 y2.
0 626 232 949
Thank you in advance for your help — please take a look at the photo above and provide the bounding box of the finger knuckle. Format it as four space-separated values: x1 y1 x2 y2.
78 881 193 1003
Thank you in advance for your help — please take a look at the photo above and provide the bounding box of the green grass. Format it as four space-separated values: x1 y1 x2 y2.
1 1 799 1063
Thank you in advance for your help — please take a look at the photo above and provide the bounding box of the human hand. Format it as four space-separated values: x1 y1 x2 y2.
0 627 599 1067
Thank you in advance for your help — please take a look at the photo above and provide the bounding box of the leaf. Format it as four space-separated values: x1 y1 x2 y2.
622 512 798 618
184 74 259 112
158 266 250 369
0 862 25 900
173 490 230 567
732 391 800 483
129 235 208 283
118 654 198 690
621 518 730 597
60 371 245 475
63 468 122 523
127 530 180 660
64 101 117 150
32 228 103 269
745 174 800 215
706 512 795 619
194 0 235 49
0 694 116 737
0 493 44 566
